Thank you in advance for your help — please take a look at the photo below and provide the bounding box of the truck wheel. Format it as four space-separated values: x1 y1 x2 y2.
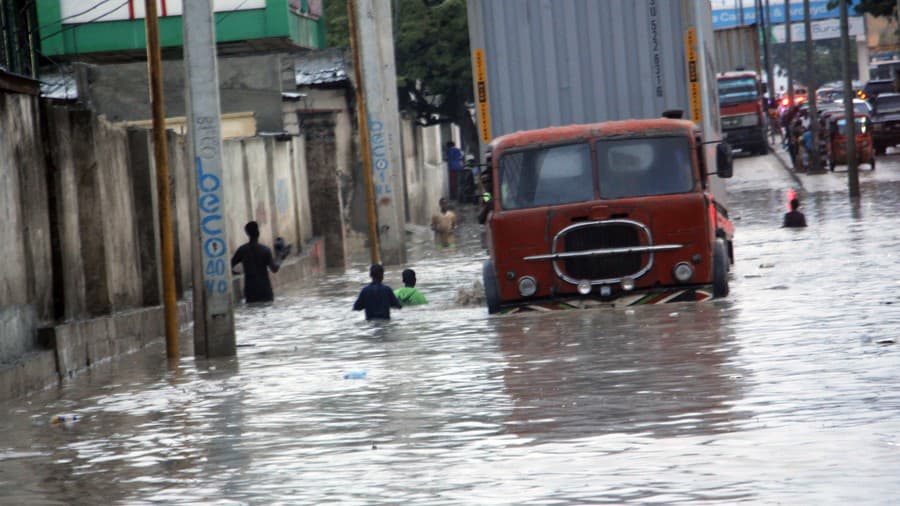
713 238 729 298
758 142 769 155
483 260 501 314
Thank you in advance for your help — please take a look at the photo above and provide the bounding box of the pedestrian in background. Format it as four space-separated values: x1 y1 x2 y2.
353 264 402 320
446 140 464 201
231 221 284 303
394 269 427 306
431 197 458 248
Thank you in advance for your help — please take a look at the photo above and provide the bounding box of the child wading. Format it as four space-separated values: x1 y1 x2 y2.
353 264 402 320
394 269 427 306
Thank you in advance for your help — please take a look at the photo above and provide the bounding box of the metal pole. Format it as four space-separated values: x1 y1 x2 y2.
764 0 775 102
348 0 381 265
183 0 236 357
143 0 179 358
804 0 822 173
840 0 860 196
786 0 794 105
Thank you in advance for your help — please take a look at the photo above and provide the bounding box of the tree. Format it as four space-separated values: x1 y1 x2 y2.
324 0 477 149
771 38 857 88
827 0 895 17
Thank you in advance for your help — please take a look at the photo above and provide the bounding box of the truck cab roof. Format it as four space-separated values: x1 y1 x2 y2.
490 119 700 151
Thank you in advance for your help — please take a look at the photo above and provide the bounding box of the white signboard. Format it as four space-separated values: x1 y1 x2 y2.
60 0 265 24
771 16 865 43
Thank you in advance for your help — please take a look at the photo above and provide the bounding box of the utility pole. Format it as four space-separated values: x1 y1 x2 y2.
183 0 236 356
804 0 822 173
143 0 179 359
764 0 776 129
347 0 407 266
786 0 794 106
348 0 381 265
840 0 860 197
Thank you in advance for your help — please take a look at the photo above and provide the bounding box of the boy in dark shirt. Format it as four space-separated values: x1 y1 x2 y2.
353 264 401 320
231 221 282 303
783 198 807 228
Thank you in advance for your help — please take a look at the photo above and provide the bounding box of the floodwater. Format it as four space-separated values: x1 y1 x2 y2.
3 154 900 504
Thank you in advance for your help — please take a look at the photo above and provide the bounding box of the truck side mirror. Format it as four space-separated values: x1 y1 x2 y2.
716 142 733 178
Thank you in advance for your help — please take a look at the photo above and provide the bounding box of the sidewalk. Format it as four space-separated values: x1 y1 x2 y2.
768 143 806 190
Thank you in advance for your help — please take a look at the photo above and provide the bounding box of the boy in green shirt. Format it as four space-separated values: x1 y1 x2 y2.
394 269 427 306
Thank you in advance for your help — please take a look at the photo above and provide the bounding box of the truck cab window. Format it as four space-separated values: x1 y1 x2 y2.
597 137 694 199
498 143 593 209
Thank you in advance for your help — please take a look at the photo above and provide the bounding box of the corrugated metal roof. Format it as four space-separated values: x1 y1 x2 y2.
295 48 348 86
40 73 78 100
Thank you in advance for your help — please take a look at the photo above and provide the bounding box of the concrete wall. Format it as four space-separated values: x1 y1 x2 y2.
402 120 449 227
0 90 324 400
74 53 291 133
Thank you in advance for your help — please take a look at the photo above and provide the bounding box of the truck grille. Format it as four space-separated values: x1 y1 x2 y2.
561 223 645 280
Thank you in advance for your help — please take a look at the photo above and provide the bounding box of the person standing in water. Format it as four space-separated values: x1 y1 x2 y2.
231 221 284 303
394 269 427 306
353 264 402 320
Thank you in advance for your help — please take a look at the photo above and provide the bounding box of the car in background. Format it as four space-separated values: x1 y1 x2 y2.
817 87 842 104
859 79 896 103
869 92 900 154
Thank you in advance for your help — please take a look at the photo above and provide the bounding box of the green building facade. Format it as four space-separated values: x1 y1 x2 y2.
37 0 326 59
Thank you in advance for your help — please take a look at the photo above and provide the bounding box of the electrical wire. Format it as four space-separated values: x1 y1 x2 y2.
36 0 119 32
39 0 130 41
216 0 254 26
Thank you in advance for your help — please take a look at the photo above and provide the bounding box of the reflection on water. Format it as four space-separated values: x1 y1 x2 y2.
496 304 747 441
2 180 900 503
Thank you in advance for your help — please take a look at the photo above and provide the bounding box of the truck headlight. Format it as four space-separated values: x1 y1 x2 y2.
577 279 592 295
673 262 694 283
517 276 537 297
621 277 635 291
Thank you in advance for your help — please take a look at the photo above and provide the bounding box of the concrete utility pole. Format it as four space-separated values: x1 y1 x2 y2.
804 0 822 173
840 0 860 197
347 0 381 265
786 0 794 105
764 0 776 129
183 0 236 356
143 0 179 359
349 0 407 266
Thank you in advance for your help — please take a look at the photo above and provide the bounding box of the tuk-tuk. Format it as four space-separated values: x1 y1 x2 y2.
824 111 875 171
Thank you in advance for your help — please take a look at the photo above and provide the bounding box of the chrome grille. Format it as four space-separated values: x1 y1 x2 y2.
560 223 646 280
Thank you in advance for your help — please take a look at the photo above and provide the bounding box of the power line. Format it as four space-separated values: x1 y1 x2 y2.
216 0 253 26
39 0 130 42
36 0 119 32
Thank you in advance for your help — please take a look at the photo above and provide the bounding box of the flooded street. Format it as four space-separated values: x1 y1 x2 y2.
3 153 900 504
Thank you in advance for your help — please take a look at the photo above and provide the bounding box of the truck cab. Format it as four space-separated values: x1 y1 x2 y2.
717 70 768 155
482 119 734 314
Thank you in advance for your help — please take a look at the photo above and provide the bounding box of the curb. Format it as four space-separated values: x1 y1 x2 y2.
769 146 806 190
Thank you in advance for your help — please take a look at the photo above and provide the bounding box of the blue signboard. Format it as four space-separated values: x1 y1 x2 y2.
712 0 861 29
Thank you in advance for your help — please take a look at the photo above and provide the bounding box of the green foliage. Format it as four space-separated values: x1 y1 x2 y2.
323 0 473 127
827 0 895 17
770 39 857 88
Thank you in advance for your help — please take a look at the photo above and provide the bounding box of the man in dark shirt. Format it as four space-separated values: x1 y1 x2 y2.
783 198 807 228
231 221 281 303
353 264 401 320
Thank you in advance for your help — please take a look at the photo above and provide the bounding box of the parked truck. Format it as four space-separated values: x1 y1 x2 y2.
466 0 734 313
714 26 769 155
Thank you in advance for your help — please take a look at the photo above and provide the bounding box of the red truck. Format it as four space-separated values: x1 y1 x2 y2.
481 118 734 314
717 70 769 155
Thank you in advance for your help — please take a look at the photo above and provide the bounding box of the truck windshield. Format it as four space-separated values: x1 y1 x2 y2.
498 143 593 209
718 77 757 106
597 137 694 199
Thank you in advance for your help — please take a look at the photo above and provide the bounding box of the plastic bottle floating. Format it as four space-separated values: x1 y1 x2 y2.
343 370 367 380
50 414 80 424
